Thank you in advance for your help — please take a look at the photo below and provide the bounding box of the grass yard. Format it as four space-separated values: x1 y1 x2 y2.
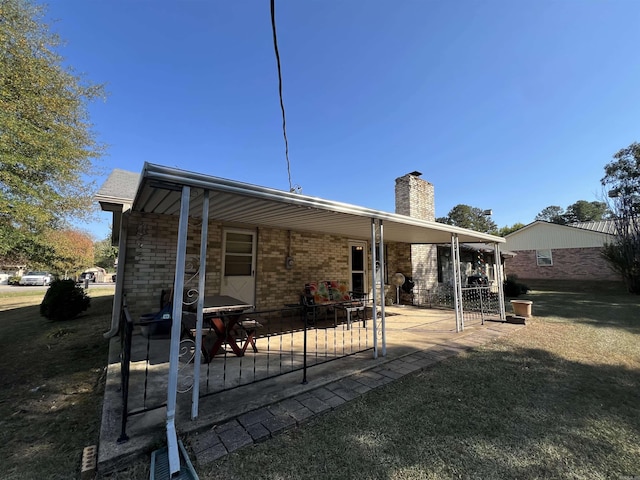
0 287 114 480
188 281 640 480
2 281 639 479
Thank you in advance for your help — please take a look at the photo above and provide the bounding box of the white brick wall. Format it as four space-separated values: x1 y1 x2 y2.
395 173 438 290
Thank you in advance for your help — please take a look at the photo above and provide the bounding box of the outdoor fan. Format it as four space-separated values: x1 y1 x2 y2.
391 273 406 305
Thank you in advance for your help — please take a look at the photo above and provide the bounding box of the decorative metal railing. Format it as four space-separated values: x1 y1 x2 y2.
409 285 502 325
117 303 373 441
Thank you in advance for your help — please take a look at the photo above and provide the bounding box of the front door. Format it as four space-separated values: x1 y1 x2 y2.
220 229 256 305
349 241 367 293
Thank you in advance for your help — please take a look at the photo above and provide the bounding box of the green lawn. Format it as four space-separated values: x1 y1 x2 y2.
2 282 639 479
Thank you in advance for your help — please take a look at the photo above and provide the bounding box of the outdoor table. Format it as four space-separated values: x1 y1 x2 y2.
201 295 254 358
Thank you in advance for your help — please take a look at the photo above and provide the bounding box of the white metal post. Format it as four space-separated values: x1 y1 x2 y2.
166 186 190 476
191 189 209 419
450 235 460 332
370 218 378 359
378 220 386 357
454 234 465 331
493 242 506 320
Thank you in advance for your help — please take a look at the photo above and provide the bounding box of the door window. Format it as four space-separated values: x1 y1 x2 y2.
224 232 254 276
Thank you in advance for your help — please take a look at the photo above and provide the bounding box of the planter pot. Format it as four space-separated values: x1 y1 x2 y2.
510 299 533 317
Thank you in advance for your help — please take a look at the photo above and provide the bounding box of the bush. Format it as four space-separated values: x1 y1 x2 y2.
8 276 20 285
504 276 529 297
40 279 91 321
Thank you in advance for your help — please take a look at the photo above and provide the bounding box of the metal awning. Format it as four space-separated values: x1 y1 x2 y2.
127 163 505 245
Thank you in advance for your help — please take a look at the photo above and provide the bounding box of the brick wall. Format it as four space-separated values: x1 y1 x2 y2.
395 172 438 291
505 247 619 282
395 173 435 221
121 212 414 317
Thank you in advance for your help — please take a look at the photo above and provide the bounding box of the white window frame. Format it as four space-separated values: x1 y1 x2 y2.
536 249 553 266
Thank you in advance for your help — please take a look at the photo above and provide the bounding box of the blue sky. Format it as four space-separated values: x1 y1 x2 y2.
45 1 640 239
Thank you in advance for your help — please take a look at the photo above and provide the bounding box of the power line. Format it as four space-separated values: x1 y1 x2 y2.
270 0 295 193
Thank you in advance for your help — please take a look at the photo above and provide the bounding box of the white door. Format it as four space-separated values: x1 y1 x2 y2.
220 229 256 305
349 241 367 293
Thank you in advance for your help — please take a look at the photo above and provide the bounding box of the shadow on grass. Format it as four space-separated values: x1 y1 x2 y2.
511 281 640 334
206 344 640 480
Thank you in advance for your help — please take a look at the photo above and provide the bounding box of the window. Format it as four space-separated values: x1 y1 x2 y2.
223 232 254 276
536 249 553 266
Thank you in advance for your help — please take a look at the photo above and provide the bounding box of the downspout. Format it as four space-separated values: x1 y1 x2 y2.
370 218 378 359
191 189 210 420
166 186 190 476
104 211 129 338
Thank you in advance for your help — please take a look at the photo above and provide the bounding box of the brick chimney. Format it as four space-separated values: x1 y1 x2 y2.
395 171 435 221
394 171 438 293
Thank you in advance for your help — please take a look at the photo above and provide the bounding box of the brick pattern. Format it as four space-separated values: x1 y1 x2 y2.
121 214 416 315
505 247 619 281
395 174 435 221
121 174 444 315
394 173 438 290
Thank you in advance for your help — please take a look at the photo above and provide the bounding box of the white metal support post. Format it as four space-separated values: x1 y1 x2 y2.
454 234 465 330
370 219 379 359
451 234 464 332
378 220 386 357
493 243 506 320
191 189 209 419
166 186 190 476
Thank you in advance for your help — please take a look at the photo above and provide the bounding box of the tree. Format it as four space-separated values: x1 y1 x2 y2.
535 206 566 224
536 201 610 225
498 222 526 237
94 235 118 270
0 0 105 266
601 142 640 294
47 229 94 278
437 204 497 234
564 200 609 223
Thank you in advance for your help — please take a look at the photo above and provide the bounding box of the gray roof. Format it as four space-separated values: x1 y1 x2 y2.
570 220 617 235
98 163 506 245
95 169 140 204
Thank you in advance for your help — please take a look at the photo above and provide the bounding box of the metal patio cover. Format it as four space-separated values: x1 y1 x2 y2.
130 163 505 245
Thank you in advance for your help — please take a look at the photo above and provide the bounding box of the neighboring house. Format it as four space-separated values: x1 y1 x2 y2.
503 220 619 282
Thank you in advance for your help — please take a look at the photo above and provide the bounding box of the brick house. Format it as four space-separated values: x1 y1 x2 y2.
503 220 619 282
97 164 507 329
95 163 507 471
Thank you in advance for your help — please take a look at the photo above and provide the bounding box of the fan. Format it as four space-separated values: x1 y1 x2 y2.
391 273 406 305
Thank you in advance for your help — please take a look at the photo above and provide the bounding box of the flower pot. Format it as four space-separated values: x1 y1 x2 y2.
510 299 533 317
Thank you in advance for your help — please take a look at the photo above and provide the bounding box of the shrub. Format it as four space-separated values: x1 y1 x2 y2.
40 279 91 321
504 275 529 297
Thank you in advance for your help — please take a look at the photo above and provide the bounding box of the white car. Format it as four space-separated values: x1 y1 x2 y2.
19 271 52 286
0 272 9 285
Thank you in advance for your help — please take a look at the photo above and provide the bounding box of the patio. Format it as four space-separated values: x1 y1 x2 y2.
97 303 518 473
